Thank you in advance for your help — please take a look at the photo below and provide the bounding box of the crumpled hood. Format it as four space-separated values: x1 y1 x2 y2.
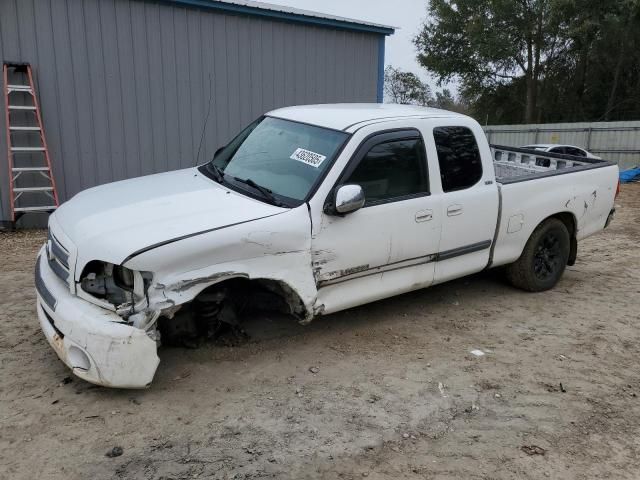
52 168 284 269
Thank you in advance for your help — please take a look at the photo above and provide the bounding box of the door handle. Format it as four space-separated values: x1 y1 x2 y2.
415 209 433 222
447 204 463 216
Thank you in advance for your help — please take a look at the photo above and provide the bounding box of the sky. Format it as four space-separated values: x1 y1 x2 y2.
253 0 441 90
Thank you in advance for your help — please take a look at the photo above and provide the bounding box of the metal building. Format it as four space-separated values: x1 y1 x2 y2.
0 0 394 227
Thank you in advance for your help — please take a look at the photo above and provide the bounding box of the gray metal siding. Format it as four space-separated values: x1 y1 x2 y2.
0 0 381 224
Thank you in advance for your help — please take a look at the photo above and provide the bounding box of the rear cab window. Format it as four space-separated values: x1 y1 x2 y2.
432 126 483 192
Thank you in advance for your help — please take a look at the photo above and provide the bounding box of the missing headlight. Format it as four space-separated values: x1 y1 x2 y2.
80 261 132 306
113 265 134 291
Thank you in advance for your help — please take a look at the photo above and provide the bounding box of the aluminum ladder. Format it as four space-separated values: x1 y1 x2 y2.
3 62 58 224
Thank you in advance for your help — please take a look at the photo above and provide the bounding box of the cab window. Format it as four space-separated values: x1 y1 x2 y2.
343 136 429 205
433 126 483 192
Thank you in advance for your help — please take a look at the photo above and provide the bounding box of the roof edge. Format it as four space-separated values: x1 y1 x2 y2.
157 0 396 35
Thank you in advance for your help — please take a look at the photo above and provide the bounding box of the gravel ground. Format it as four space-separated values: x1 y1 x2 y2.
1 184 639 480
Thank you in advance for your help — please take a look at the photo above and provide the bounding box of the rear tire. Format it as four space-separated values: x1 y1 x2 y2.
505 218 570 292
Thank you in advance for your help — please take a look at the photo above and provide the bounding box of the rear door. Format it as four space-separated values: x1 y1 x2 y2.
425 121 500 283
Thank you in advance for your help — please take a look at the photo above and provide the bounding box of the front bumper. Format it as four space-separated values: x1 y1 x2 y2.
35 248 160 388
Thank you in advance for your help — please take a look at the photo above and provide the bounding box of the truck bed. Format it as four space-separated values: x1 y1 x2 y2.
491 145 616 184
488 144 619 269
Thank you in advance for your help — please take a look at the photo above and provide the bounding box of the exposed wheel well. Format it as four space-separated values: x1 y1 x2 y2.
193 277 308 320
228 277 307 319
157 277 309 347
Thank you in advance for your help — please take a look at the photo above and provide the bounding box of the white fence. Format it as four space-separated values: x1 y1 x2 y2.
483 121 640 170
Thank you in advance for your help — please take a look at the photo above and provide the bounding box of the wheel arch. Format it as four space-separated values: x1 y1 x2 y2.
166 273 313 323
505 211 575 292
539 211 578 266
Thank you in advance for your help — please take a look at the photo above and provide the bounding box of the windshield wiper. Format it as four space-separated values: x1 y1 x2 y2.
232 177 285 207
208 164 226 184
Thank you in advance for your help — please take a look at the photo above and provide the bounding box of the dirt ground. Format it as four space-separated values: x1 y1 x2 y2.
1 185 639 480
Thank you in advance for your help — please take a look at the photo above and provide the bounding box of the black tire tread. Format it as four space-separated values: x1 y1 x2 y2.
505 218 570 292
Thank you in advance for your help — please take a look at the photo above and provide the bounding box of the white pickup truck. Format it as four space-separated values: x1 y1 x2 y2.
35 104 619 388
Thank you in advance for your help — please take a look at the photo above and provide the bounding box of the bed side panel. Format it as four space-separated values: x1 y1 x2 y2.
491 165 618 267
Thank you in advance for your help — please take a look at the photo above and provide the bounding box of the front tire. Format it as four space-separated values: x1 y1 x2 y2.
506 218 570 292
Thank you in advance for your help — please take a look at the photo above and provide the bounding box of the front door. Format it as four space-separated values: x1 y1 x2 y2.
310 129 442 314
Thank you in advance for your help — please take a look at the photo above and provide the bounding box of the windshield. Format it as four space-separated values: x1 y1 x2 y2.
202 116 348 206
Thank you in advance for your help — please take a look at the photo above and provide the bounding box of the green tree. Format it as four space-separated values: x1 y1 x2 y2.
432 89 455 109
384 66 433 106
415 0 565 123
415 0 640 124
548 0 640 121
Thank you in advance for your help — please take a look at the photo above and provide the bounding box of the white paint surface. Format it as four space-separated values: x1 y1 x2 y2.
36 104 619 387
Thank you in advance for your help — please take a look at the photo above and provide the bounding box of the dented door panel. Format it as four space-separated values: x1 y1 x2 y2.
309 122 443 314
312 196 442 314
491 166 619 268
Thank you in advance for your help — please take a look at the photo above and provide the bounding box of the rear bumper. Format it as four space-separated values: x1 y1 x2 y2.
35 248 159 388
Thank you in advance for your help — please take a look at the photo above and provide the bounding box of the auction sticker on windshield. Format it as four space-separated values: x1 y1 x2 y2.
290 148 327 168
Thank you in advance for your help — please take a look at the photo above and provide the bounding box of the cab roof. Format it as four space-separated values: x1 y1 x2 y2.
267 103 467 132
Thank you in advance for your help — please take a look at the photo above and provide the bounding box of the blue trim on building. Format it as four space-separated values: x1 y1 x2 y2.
158 0 395 35
377 36 385 103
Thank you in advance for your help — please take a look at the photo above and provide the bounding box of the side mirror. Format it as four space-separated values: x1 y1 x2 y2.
334 184 365 214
